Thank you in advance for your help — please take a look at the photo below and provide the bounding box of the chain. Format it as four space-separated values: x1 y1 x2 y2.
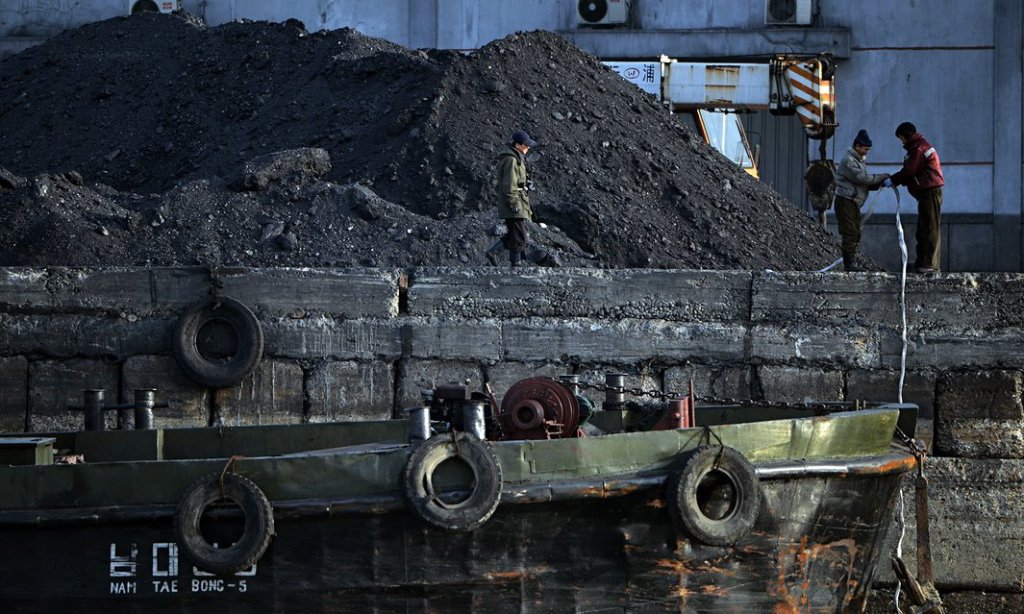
895 425 928 478
571 379 838 412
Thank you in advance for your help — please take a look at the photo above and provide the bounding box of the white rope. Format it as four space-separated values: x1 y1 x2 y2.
821 186 912 611
818 187 909 403
817 187 912 612
892 185 910 612
818 256 843 273
894 488 907 613
893 186 908 403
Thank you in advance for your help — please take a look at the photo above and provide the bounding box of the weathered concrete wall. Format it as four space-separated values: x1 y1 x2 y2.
1 265 1024 598
878 457 1024 593
4 266 1024 430
0 266 401 426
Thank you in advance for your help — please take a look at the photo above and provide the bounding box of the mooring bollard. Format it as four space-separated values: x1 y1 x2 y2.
133 389 156 430
559 374 580 396
71 389 168 431
82 389 105 432
604 373 626 411
462 401 486 440
407 406 430 444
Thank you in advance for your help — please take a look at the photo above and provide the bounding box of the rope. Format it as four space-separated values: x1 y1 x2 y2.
450 429 462 458
892 184 911 609
218 455 244 501
819 185 912 609
818 257 843 273
818 186 910 404
893 186 909 403
701 425 724 448
894 488 907 613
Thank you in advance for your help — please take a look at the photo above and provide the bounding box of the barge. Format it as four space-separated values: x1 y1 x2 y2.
0 376 919 612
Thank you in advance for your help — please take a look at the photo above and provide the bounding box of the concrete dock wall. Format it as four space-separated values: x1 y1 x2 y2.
1 266 1023 594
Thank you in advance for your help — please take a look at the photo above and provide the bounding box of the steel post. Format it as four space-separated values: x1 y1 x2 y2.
83 389 105 431
462 401 486 440
559 374 580 396
133 389 156 430
604 373 626 410
407 406 430 444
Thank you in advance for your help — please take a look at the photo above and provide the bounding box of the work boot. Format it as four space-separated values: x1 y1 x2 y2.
842 252 859 272
509 250 522 268
484 239 503 266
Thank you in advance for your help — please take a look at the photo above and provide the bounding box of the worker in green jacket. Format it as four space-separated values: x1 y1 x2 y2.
486 130 537 267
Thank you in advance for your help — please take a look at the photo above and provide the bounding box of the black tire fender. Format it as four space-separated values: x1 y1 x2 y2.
403 432 502 532
173 472 275 575
666 445 761 546
172 296 264 388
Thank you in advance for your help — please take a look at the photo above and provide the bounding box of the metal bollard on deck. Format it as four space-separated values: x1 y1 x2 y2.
82 389 106 431
559 374 580 396
71 389 168 431
603 373 626 411
462 401 486 440
406 406 431 445
133 389 156 430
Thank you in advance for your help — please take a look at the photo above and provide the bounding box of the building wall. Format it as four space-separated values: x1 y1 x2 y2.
1 0 1021 271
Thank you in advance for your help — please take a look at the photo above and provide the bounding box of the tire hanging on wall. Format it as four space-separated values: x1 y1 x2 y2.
666 445 761 546
172 296 264 388
403 432 503 532
173 471 275 575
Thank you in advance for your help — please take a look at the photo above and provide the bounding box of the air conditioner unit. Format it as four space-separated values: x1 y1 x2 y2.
129 0 180 14
765 0 814 26
577 0 630 27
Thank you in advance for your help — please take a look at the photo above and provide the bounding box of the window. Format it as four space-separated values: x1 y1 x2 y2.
698 109 755 170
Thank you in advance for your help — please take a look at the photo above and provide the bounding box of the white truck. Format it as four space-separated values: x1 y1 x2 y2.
607 54 837 217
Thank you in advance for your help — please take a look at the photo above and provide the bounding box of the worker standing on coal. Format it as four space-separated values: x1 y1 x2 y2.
833 129 888 271
485 130 537 268
484 130 562 268
883 122 945 273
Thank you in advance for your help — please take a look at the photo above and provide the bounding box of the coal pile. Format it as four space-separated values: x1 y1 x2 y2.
0 12 846 270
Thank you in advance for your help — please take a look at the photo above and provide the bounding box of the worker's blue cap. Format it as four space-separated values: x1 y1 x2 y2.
511 130 538 147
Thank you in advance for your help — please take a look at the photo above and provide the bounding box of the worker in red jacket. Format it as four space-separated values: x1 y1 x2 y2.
883 122 945 273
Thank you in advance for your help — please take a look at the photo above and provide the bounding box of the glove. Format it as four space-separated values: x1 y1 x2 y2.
881 177 893 188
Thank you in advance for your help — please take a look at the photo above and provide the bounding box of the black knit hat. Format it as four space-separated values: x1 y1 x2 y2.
853 129 872 147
